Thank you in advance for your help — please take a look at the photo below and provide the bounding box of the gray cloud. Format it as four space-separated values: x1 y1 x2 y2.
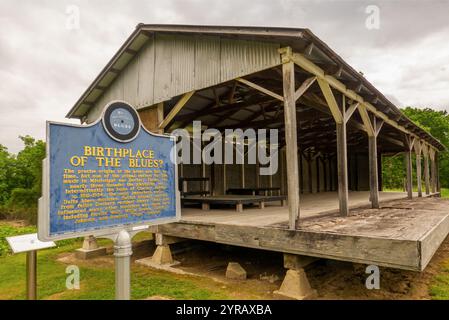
1 0 448 153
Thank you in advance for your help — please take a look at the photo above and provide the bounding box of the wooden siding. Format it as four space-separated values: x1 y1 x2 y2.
86 35 281 123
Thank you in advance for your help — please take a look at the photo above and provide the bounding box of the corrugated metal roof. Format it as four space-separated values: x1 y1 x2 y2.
65 24 445 151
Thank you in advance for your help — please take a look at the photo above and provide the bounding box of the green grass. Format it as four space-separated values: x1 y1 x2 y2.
382 187 449 199
0 223 230 300
440 188 449 199
430 259 449 300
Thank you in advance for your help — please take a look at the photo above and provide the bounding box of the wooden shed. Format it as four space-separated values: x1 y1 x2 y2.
67 25 449 282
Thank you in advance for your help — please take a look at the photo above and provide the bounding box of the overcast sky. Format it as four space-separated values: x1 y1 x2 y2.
1 0 448 153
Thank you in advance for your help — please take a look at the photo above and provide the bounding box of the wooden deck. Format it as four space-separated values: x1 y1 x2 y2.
153 192 449 271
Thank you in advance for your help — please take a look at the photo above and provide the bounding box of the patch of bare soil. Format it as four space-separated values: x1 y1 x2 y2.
165 235 449 300
310 235 449 300
173 243 284 299
54 234 449 300
0 219 29 227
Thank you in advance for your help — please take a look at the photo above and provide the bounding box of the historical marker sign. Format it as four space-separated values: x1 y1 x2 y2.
38 101 180 241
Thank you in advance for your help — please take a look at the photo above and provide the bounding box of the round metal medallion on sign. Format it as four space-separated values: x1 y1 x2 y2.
102 102 140 142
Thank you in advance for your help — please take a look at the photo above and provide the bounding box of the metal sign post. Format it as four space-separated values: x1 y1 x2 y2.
6 233 56 300
114 230 132 300
26 250 37 300
101 225 149 300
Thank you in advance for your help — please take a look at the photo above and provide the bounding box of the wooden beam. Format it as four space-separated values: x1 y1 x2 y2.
290 52 432 145
236 78 284 102
358 104 375 137
317 78 343 124
376 120 384 137
282 58 301 229
304 42 314 56
228 81 237 104
345 103 359 123
159 91 195 129
380 136 404 148
295 76 316 101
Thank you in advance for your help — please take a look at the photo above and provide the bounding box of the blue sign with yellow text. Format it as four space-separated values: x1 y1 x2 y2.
38 102 180 241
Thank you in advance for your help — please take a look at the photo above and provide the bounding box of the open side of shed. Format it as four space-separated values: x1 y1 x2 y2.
67 25 448 273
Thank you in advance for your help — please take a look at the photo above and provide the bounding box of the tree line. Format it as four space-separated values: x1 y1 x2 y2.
382 107 449 190
0 136 45 223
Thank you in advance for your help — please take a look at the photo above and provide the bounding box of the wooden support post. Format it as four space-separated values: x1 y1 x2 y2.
336 123 349 216
405 151 413 199
357 105 380 208
202 141 207 194
281 51 301 229
354 154 359 191
423 145 430 196
280 148 286 195
404 135 415 199
328 157 332 192
347 153 352 191
318 77 348 216
307 153 313 194
240 146 245 188
369 135 379 208
368 115 380 208
436 152 441 193
236 203 243 213
222 134 227 194
316 156 320 193
255 161 260 189
210 163 215 196
223 163 227 195
377 153 383 192
430 148 436 194
414 142 423 197
299 151 304 194
322 157 328 192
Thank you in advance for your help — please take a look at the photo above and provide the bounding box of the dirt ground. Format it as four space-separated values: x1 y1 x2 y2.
145 235 449 300
55 234 449 300
4 218 448 299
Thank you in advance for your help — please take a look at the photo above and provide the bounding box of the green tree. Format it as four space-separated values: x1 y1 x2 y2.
0 145 15 206
382 107 449 190
13 135 46 195
402 107 449 188
0 136 46 223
